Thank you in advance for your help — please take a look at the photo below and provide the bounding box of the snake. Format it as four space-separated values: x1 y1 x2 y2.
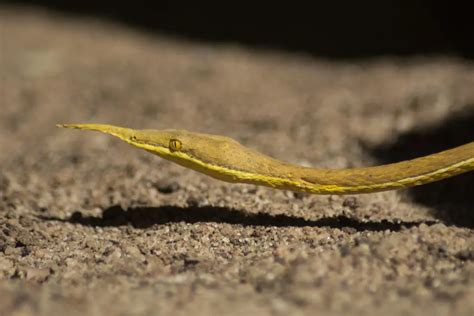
57 123 474 194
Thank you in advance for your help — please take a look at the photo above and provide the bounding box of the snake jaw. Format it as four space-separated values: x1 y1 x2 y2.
58 124 188 160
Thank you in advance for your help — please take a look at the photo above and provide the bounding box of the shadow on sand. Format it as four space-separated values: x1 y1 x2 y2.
368 108 474 228
41 204 435 233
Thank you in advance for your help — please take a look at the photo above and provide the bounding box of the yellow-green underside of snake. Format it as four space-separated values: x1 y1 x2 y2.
58 123 474 195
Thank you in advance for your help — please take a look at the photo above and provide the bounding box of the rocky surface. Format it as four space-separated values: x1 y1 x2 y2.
1 7 473 316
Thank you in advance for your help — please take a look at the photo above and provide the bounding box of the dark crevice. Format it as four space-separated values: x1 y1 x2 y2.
39 204 436 232
455 249 474 262
153 181 180 194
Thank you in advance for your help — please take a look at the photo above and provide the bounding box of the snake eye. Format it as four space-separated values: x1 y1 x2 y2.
130 135 138 141
169 139 182 152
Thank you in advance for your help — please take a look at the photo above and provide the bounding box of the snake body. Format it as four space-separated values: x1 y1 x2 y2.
58 123 474 194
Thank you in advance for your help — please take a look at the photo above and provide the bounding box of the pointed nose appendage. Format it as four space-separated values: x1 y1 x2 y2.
57 123 135 142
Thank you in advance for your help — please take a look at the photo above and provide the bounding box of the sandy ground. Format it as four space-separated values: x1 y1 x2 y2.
1 7 474 316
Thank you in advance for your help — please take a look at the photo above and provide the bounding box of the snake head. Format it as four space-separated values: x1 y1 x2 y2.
57 123 186 158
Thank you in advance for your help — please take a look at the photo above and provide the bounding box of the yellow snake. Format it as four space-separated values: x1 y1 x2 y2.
58 123 474 194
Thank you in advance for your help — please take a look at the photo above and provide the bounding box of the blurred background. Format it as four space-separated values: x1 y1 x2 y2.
4 0 474 58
